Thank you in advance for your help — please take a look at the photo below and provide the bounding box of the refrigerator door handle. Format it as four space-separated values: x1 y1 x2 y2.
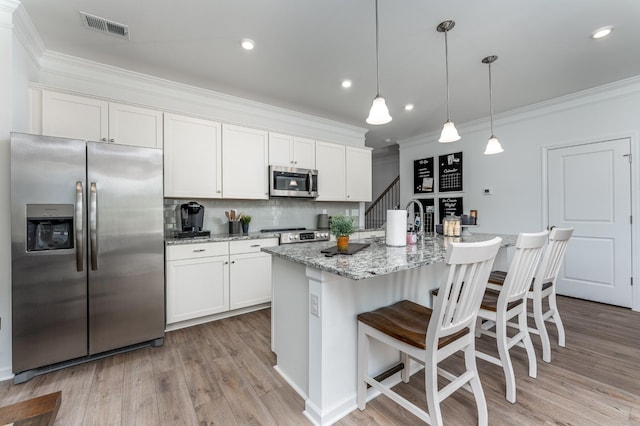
90 182 98 270
75 181 84 272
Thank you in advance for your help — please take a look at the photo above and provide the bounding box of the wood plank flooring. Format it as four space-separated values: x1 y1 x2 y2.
0 296 639 425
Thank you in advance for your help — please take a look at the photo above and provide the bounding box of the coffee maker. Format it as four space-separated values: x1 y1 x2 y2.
175 201 210 238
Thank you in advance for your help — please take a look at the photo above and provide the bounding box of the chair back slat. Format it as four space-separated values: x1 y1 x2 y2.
502 231 549 303
430 237 502 340
534 227 574 290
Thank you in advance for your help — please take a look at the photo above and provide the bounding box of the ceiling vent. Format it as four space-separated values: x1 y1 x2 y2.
80 12 129 39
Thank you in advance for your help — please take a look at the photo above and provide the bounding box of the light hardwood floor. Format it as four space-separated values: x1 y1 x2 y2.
1 296 639 425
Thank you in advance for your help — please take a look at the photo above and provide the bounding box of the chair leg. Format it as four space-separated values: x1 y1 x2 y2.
548 291 566 347
532 294 552 363
424 354 443 426
518 308 537 378
401 352 410 383
357 325 368 410
496 316 516 403
464 343 488 426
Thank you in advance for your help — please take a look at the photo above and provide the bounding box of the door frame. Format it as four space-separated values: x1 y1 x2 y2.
541 131 639 311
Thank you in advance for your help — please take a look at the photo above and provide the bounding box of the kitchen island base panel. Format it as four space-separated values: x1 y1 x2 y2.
272 257 449 425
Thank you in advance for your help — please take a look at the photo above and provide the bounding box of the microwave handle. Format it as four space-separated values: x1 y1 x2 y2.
308 171 313 195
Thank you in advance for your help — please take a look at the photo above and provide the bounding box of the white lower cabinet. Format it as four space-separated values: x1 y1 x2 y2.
166 238 278 327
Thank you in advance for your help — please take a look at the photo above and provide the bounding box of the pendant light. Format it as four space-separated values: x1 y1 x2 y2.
437 20 460 143
366 0 392 125
482 55 504 155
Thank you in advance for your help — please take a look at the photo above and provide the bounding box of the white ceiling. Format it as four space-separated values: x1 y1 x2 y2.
18 0 640 151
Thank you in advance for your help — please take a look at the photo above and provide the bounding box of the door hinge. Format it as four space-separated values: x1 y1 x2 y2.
623 153 631 163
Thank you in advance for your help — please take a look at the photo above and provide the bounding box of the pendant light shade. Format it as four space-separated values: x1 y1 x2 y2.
437 20 460 143
366 0 392 125
482 55 504 155
367 95 392 125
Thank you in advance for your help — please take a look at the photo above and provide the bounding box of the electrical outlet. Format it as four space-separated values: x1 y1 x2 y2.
310 293 320 317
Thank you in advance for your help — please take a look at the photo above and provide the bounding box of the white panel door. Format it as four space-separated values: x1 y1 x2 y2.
547 138 632 306
346 146 372 202
164 113 222 198
229 252 273 310
108 102 163 148
222 124 269 199
315 141 346 201
42 90 108 142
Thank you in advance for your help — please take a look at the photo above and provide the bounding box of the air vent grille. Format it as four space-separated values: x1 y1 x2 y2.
80 12 129 39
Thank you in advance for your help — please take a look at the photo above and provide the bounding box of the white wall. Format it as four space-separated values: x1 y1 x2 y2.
368 149 399 208
398 77 640 311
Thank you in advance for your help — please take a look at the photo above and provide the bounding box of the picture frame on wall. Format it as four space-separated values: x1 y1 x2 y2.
438 152 463 193
413 157 434 194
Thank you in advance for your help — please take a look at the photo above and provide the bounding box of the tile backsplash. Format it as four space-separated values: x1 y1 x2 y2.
164 198 361 236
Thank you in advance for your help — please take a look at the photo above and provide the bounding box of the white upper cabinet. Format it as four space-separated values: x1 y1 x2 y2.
315 141 346 201
222 124 269 200
107 102 163 148
346 146 372 202
42 90 108 142
269 133 316 169
41 90 163 148
164 113 222 198
315 141 372 202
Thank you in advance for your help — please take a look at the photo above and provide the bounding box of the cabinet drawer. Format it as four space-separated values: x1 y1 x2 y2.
166 242 228 260
229 238 278 254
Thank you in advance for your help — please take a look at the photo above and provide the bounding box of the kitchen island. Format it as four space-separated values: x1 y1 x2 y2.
262 233 516 426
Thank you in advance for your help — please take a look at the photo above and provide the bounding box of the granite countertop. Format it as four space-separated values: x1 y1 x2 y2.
261 233 517 281
165 231 281 245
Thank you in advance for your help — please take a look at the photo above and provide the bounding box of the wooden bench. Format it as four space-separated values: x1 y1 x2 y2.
0 391 61 426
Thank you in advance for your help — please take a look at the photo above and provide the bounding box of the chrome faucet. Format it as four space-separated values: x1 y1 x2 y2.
405 199 425 240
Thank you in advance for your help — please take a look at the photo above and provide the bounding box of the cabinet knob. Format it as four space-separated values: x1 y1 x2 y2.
217 190 221 193
224 261 229 264
231 261 236 264
109 138 115 143
101 138 107 142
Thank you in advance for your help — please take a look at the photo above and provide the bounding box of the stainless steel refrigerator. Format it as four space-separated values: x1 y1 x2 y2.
10 132 165 383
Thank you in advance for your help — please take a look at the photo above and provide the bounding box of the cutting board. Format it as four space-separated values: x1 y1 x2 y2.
321 243 370 257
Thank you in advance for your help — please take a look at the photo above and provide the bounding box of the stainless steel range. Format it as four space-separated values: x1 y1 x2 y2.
261 227 330 244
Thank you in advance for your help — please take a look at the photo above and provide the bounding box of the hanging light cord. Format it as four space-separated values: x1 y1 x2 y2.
374 0 381 96
444 29 451 121
488 61 494 136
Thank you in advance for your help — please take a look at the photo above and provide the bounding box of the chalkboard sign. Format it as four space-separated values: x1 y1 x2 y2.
438 152 463 192
413 157 434 194
439 197 463 223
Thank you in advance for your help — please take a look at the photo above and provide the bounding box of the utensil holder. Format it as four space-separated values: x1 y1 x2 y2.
228 221 241 235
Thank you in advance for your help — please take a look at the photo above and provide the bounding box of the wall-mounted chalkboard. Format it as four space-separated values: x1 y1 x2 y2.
438 152 463 192
439 197 463 223
413 157 434 194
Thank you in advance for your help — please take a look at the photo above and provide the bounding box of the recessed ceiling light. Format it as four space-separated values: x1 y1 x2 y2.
341 80 352 88
591 26 613 39
241 38 255 50
404 104 414 111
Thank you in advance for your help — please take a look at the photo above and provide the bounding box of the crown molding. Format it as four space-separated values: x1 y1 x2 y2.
36 50 367 145
11 3 45 63
399 74 640 149
0 0 19 14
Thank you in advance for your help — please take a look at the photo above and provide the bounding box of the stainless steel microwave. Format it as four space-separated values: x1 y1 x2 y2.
269 165 318 198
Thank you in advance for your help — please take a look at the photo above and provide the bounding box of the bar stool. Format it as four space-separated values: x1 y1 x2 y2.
487 227 573 363
475 231 548 403
357 237 501 426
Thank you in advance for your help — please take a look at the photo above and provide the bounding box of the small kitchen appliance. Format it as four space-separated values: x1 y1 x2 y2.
269 165 318 198
261 227 330 244
176 201 210 238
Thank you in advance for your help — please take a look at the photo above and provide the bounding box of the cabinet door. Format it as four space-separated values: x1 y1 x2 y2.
315 141 346 201
293 136 316 169
166 256 229 324
346 146 372 202
222 124 269 200
269 132 294 167
164 113 222 198
108 102 163 148
42 90 108 142
229 252 272 310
